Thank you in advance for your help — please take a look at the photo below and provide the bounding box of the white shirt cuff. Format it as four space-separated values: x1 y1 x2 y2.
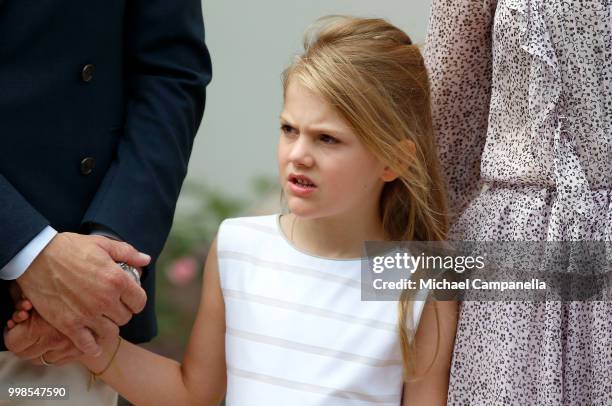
0 226 58 280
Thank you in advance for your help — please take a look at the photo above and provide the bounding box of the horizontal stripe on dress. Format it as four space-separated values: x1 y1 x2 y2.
218 250 361 288
223 289 397 332
227 366 401 404
227 327 402 367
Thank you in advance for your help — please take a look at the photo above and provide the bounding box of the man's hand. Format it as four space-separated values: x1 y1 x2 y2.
15 232 150 357
4 307 83 366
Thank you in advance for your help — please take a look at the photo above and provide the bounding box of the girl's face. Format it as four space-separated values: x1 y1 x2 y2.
278 80 391 221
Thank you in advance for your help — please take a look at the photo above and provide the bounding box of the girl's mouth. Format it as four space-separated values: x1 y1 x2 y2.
288 174 317 196
288 174 317 188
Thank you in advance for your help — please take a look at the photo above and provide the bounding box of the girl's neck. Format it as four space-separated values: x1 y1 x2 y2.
280 210 386 260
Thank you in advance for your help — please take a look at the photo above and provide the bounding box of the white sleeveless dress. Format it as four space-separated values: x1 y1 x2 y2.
217 215 426 406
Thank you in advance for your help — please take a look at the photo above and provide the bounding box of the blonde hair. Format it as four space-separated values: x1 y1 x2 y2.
282 15 449 378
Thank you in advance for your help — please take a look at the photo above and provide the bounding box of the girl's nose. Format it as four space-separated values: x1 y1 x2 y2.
288 137 314 168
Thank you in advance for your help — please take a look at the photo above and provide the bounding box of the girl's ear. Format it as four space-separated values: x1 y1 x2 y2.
380 167 399 182
380 139 416 182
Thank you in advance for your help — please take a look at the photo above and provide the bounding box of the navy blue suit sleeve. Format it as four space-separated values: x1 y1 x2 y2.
0 175 49 269
0 175 49 346
81 0 212 261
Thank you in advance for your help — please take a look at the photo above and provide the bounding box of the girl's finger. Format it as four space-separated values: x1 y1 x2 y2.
12 310 30 323
4 325 38 354
16 300 33 311
7 320 15 329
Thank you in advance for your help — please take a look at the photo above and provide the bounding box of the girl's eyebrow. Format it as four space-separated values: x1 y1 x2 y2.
307 124 345 135
280 114 346 136
279 114 294 125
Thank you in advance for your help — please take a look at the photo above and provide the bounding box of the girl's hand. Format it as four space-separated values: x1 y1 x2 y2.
4 305 84 367
6 299 33 330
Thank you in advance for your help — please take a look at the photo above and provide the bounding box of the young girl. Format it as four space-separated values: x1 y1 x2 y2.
8 15 457 406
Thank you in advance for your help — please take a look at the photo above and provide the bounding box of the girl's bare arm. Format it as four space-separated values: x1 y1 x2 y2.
402 300 458 406
80 238 226 406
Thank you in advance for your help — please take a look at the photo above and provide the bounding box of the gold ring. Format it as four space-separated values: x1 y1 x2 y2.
40 354 52 366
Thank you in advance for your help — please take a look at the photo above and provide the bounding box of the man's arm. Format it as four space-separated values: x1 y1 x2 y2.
0 227 57 281
81 0 212 263
0 175 50 272
0 175 52 351
0 177 151 355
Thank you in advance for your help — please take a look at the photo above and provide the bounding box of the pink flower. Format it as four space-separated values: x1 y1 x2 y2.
166 256 198 286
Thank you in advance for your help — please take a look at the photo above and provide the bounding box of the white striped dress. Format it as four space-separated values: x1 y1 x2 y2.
217 215 426 406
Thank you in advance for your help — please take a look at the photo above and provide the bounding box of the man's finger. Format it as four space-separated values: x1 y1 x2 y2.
88 316 119 340
14 332 64 360
119 280 147 314
102 240 151 268
103 301 133 327
16 344 48 361
41 345 82 365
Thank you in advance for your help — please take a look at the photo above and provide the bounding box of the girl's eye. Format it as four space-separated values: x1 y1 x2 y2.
319 134 338 144
281 125 297 136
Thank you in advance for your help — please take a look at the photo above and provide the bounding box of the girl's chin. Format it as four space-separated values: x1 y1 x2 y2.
287 207 317 219
286 201 323 219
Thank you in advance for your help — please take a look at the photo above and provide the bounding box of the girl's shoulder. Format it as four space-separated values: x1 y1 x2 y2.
219 214 280 236
217 214 281 251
